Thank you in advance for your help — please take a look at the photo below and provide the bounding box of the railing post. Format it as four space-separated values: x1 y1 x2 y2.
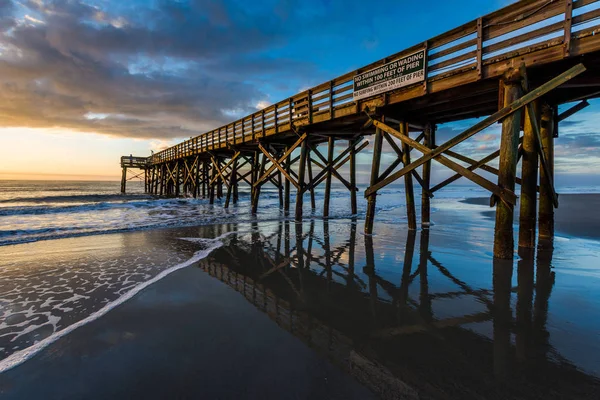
476 17 483 79
564 0 573 57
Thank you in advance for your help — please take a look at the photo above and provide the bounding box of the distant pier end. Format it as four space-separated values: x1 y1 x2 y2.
122 0 600 258
120 156 150 194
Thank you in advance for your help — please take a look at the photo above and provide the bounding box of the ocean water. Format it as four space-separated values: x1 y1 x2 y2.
0 180 501 246
1 180 600 387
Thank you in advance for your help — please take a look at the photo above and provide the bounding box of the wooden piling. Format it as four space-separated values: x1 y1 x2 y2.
202 162 207 198
539 104 555 239
232 158 239 204
277 168 284 208
252 153 267 214
209 163 216 204
225 158 237 208
216 160 223 199
295 140 308 221
421 124 434 226
175 161 181 197
324 137 334 218
400 122 417 230
284 146 291 213
349 139 358 215
307 150 316 209
494 71 522 259
120 167 127 194
518 100 540 248
365 126 384 234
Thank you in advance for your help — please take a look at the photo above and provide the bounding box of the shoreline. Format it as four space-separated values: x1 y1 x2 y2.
461 193 600 240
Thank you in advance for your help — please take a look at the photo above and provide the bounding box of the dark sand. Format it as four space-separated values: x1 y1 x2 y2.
462 193 600 240
0 264 375 400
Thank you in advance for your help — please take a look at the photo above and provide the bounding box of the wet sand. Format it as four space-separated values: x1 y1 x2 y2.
1 194 600 399
461 193 600 240
0 263 375 399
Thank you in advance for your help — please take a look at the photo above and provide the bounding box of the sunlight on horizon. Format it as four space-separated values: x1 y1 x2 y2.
0 127 180 181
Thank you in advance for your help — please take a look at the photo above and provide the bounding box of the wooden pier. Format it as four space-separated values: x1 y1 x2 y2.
122 0 600 258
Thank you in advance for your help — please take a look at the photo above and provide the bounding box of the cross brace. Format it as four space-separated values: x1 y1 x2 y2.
364 63 586 203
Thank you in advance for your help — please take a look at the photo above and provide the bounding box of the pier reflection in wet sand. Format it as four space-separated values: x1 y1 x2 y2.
199 220 599 400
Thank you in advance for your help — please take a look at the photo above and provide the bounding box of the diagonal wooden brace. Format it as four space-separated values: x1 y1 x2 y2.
182 156 199 186
254 133 307 188
364 63 585 199
306 142 353 191
305 139 366 192
210 152 240 186
165 163 177 184
309 140 369 190
258 143 299 189
368 120 517 205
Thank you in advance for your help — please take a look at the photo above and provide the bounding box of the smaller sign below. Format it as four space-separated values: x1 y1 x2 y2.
353 49 426 101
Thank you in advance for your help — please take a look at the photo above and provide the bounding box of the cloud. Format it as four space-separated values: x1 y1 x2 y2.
0 0 318 139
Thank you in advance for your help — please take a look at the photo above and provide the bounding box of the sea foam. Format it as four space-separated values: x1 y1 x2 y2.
0 232 232 374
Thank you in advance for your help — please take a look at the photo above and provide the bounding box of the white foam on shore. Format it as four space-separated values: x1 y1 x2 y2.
0 232 233 374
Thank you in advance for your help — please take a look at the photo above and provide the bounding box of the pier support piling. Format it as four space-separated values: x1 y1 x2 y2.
400 122 417 230
350 139 358 215
120 167 127 194
365 125 384 235
295 140 308 221
494 71 523 259
539 104 556 239
421 124 435 226
323 137 334 218
284 147 291 213
519 100 540 248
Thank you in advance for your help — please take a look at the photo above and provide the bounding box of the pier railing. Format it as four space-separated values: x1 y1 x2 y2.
120 156 150 168
149 0 600 165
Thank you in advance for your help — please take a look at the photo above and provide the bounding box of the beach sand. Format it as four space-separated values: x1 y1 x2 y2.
1 193 600 399
0 264 374 399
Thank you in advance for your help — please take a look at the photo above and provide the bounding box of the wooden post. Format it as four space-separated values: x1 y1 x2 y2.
277 167 284 208
307 149 316 209
209 162 216 204
421 124 435 226
252 153 267 214
225 158 237 208
175 161 181 197
539 104 555 239
519 101 540 248
120 167 127 194
232 158 239 205
216 159 223 199
349 139 357 215
295 140 308 221
494 71 522 259
284 146 291 213
202 161 207 198
159 165 164 196
365 125 383 234
324 137 334 218
400 122 417 230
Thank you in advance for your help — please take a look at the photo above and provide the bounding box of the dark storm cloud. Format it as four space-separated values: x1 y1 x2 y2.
0 0 317 139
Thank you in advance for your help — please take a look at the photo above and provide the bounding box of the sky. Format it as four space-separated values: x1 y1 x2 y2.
0 0 598 186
